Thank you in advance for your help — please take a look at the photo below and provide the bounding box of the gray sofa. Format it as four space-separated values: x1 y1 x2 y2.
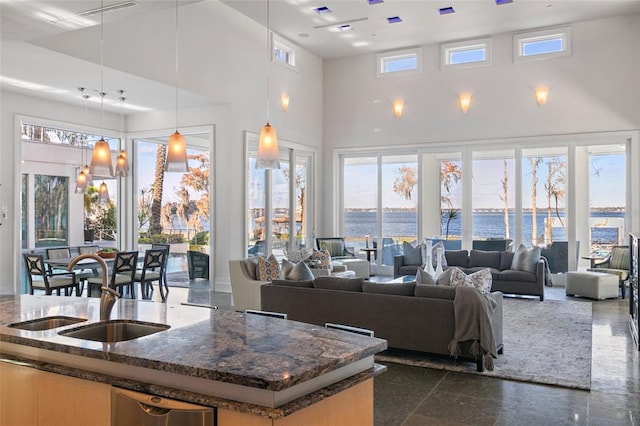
261 276 504 372
395 249 547 301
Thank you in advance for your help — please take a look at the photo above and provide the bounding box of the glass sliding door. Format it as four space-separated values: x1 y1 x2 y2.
472 150 515 247
381 154 417 265
521 148 567 247
271 158 290 257
34 175 68 247
439 156 463 248
134 136 211 274
588 145 626 254
343 156 378 252
293 154 310 249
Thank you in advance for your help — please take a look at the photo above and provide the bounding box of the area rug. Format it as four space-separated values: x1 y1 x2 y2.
375 298 593 390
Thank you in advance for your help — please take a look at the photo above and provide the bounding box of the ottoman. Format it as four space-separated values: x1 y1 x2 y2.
566 271 619 300
340 258 371 279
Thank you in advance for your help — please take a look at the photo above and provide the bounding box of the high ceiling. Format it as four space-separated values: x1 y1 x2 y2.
2 0 640 113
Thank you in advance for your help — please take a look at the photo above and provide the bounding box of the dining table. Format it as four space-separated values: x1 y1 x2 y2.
44 256 114 296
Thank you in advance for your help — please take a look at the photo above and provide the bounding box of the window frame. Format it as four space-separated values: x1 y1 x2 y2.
376 48 422 78
441 38 492 69
513 26 571 62
272 33 297 72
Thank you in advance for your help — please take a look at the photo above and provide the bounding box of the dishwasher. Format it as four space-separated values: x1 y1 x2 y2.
111 387 216 426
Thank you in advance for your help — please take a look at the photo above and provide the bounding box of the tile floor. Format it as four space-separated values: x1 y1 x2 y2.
161 280 640 426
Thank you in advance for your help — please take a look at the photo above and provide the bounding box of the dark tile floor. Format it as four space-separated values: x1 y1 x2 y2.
162 280 640 426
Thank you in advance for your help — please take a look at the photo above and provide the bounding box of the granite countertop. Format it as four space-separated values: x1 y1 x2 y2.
0 295 387 401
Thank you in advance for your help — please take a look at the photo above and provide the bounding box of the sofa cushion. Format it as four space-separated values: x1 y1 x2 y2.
511 244 541 274
257 255 280 281
450 267 493 294
500 251 515 271
398 265 420 276
363 282 416 296
314 276 363 292
469 250 501 269
402 242 423 266
414 284 456 300
270 279 314 288
281 259 315 281
498 269 537 283
444 250 469 268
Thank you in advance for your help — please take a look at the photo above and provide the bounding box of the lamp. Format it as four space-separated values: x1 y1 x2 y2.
256 0 280 169
98 181 110 204
458 93 472 114
392 100 404 118
165 0 189 173
75 88 89 193
535 86 549 106
114 91 129 177
281 93 290 112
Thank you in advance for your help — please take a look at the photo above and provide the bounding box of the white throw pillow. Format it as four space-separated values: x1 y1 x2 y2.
511 244 541 274
449 267 492 294
416 267 435 285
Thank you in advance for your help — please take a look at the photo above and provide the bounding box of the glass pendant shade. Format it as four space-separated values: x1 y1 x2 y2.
256 122 280 169
90 138 114 177
75 170 88 193
114 150 128 177
98 181 110 204
165 130 189 172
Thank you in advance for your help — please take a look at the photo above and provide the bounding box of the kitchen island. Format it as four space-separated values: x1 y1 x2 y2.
0 295 387 425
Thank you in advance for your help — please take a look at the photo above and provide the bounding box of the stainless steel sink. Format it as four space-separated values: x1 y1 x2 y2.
58 320 170 342
7 316 87 331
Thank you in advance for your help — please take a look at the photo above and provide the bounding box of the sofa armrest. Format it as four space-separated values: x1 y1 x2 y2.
535 259 547 301
490 291 503 349
229 260 269 311
393 255 404 278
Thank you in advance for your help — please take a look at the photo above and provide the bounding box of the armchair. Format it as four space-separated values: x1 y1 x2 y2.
229 259 269 311
587 245 630 298
315 237 355 259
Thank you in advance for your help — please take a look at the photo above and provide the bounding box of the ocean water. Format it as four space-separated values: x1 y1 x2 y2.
345 211 624 245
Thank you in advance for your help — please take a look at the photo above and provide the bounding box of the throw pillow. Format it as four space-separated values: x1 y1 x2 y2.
257 254 280 281
285 260 315 281
281 258 295 277
435 267 454 286
416 267 435 285
449 267 493 294
312 248 332 270
284 248 311 263
402 241 423 266
511 244 541 274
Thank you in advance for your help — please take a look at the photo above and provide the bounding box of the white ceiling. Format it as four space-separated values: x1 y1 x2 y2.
2 0 640 114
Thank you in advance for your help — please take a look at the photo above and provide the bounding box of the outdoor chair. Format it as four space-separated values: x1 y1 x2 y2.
188 250 210 279
315 237 355 259
587 245 630 298
134 248 168 301
23 253 80 296
87 251 139 299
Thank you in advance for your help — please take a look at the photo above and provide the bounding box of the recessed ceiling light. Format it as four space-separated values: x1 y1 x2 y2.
439 7 455 15
314 6 332 14
353 41 369 47
338 24 353 31
387 16 402 24
368 0 384 5
298 33 310 38
495 0 513 5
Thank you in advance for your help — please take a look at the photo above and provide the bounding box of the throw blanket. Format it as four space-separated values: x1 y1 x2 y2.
448 286 498 371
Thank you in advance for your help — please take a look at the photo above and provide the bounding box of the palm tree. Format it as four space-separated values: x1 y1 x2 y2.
148 145 166 235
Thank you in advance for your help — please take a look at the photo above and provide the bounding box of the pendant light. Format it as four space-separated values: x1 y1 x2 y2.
75 88 89 193
90 1 114 178
98 181 110 204
165 0 188 173
114 90 129 177
256 0 280 169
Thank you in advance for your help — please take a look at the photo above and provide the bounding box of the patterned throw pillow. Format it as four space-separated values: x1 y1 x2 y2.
284 248 311 263
449 267 492 294
257 254 281 281
312 248 332 270
511 244 541 274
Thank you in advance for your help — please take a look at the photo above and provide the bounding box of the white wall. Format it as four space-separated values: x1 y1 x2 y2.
322 14 640 235
0 1 323 294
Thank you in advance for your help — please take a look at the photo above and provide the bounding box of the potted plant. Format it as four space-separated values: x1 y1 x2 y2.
97 247 118 259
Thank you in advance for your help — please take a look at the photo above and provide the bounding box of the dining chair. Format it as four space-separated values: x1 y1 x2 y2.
79 245 100 254
134 249 168 301
87 251 139 299
151 243 171 294
23 253 80 296
46 247 92 296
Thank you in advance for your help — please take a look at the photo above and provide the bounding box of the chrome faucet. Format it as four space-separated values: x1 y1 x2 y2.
67 254 121 320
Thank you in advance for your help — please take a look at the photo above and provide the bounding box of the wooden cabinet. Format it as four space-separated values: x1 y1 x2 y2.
0 360 111 426
629 234 639 350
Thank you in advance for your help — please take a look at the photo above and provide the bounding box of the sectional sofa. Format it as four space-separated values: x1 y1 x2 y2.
261 276 504 372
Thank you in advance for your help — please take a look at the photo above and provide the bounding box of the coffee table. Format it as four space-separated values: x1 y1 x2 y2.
386 275 416 284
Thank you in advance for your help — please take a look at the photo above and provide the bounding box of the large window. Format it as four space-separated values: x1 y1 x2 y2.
440 157 462 246
246 134 313 258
